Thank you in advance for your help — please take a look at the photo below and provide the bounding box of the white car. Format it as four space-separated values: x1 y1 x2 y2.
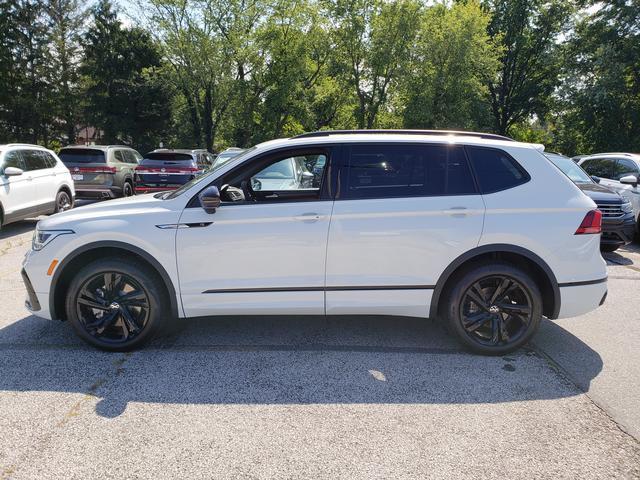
22 130 607 354
1 144 75 229
578 153 640 226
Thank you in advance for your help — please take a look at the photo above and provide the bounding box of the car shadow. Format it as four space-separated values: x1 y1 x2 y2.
0 219 38 240
0 314 603 418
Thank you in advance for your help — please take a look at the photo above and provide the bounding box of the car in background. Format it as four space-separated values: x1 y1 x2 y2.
212 147 246 169
58 145 142 199
545 152 634 252
571 154 588 163
578 153 640 229
134 149 215 194
0 144 74 230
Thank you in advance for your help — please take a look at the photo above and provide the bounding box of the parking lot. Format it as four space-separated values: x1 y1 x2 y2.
1 217 639 479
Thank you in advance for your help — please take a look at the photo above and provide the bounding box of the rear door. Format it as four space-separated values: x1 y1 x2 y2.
325 142 485 318
21 149 53 210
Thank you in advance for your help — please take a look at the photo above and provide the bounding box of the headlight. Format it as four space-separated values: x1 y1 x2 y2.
32 229 74 251
621 202 633 213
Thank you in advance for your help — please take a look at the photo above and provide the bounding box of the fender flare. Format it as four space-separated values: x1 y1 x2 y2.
428 243 561 320
50 240 180 320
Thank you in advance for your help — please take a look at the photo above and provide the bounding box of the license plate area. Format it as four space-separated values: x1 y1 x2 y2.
72 174 84 181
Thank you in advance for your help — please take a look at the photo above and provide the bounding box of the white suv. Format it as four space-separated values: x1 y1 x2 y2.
1 144 75 229
21 131 607 354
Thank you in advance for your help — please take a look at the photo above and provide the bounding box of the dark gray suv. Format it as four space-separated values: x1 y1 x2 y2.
58 145 142 199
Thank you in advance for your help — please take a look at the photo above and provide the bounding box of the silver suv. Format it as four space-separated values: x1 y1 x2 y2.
58 145 142 199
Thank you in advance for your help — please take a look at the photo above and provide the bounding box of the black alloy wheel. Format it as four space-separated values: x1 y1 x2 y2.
55 191 72 213
66 258 169 351
122 181 134 197
444 263 542 355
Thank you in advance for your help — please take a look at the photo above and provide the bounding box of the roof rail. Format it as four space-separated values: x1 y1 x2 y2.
292 129 514 142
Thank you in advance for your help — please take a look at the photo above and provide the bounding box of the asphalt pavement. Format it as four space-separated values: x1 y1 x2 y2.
0 217 639 479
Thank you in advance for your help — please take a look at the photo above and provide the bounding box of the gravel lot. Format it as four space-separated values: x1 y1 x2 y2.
1 217 639 479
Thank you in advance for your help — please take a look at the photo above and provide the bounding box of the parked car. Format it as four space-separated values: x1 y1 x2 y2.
545 152 634 252
58 145 142 199
212 147 246 169
134 149 215 194
571 154 588 163
0 144 74 230
578 153 640 230
23 130 607 355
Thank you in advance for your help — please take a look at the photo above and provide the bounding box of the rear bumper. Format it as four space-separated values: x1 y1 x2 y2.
601 214 635 247
556 278 607 319
75 187 117 199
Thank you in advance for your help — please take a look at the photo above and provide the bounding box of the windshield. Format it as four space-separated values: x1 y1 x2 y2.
59 148 106 164
162 147 257 199
545 153 593 184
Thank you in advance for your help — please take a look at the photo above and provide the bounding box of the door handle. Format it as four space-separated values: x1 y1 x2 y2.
447 206 468 217
294 213 323 222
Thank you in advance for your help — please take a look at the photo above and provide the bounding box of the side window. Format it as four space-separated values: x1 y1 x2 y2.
466 147 529 194
344 144 476 199
39 151 57 168
250 154 324 193
22 150 48 171
197 153 211 169
113 150 125 163
123 150 138 164
613 158 640 181
581 158 613 179
2 151 26 171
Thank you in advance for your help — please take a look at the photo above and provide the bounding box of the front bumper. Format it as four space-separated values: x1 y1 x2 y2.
601 214 636 247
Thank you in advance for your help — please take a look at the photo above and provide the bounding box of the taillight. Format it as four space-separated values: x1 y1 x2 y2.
575 209 602 234
78 166 116 174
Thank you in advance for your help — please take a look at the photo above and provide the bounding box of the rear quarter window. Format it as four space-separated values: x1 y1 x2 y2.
466 147 530 194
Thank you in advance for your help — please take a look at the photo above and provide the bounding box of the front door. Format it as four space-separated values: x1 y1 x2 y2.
0 150 34 221
176 147 334 317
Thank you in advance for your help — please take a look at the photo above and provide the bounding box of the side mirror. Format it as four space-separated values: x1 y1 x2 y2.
619 175 638 187
3 166 24 177
199 186 221 214
591 175 601 184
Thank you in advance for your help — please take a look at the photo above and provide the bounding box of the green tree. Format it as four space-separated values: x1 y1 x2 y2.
327 0 421 129
402 1 499 130
484 0 573 135
81 0 172 151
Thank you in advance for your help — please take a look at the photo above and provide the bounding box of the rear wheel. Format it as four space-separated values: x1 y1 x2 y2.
122 181 134 197
54 190 73 213
443 262 542 355
65 258 169 351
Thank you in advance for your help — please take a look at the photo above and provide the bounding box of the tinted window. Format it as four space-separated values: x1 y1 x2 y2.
22 150 48 171
345 144 476 199
39 151 57 168
123 150 138 164
580 158 614 179
59 149 106 164
114 150 125 162
466 147 529 193
145 152 194 162
3 151 25 170
613 158 639 180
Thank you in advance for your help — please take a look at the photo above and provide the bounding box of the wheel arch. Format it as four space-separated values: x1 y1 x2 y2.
50 241 179 321
430 244 560 320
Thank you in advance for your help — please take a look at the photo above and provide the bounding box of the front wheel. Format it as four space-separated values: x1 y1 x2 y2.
65 258 169 351
443 262 542 355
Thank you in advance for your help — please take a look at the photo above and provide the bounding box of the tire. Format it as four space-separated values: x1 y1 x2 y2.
121 181 134 197
54 190 73 213
65 257 169 351
600 244 620 253
442 262 542 355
